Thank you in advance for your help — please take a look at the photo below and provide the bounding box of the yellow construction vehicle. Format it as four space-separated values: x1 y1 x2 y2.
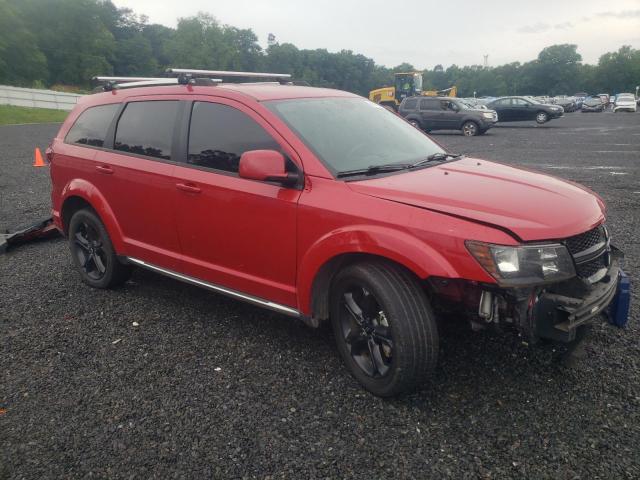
369 72 456 110
424 86 457 97
369 72 423 110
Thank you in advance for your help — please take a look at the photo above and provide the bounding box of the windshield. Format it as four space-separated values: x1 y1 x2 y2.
266 97 445 175
413 74 423 93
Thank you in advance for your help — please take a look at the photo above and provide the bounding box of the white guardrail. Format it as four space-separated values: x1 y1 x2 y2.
0 85 83 111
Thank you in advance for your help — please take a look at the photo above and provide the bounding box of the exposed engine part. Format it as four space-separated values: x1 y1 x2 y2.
478 290 493 321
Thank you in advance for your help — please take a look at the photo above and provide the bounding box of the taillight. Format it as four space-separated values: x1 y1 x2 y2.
45 144 54 164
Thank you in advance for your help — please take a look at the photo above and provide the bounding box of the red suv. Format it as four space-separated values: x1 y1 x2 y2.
49 72 629 396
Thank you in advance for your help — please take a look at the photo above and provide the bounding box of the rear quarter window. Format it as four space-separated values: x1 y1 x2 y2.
65 104 119 147
402 98 418 110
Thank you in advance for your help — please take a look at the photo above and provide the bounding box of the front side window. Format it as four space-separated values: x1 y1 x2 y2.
187 102 280 173
65 104 119 147
266 97 444 175
114 101 179 160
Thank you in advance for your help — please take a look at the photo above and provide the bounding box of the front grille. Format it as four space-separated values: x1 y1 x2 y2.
575 254 609 278
564 225 610 283
565 225 606 255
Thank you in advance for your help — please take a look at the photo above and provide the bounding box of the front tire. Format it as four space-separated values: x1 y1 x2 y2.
536 111 549 123
68 209 132 289
330 261 439 397
462 121 479 136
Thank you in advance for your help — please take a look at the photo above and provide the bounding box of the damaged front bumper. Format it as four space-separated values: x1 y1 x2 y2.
429 247 631 344
533 253 626 342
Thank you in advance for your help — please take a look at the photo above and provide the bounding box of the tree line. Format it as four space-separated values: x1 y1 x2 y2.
1 0 639 97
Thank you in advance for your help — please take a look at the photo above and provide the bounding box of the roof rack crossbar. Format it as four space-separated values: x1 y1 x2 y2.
94 76 170 83
92 76 222 92
167 68 292 84
167 68 291 79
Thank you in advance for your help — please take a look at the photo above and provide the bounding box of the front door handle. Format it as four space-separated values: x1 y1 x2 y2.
176 182 201 194
95 165 114 174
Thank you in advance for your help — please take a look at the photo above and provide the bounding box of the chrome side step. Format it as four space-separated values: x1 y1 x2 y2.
126 257 301 317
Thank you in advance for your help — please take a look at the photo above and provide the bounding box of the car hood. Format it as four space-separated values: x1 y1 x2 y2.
347 157 605 241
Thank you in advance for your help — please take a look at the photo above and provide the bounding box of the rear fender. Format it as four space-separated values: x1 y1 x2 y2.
60 179 125 252
297 225 457 315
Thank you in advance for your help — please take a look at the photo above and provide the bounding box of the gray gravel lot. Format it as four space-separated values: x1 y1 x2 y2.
1 112 639 479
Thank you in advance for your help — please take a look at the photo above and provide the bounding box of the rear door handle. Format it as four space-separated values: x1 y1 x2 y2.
176 182 201 194
95 165 114 174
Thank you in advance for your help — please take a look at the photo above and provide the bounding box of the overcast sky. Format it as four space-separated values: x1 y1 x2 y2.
114 0 640 69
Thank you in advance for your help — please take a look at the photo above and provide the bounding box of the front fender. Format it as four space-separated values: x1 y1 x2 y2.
60 179 125 252
296 225 458 314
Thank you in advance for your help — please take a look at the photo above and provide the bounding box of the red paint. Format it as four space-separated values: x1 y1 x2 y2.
50 83 606 316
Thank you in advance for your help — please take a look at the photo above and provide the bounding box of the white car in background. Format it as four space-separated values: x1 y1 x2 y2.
613 94 637 113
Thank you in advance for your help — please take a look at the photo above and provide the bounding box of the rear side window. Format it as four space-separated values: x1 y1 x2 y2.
65 104 118 147
403 98 418 110
419 99 439 110
114 101 179 160
187 102 280 173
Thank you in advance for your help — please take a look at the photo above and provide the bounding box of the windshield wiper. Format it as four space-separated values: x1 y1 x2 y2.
336 163 412 178
410 152 463 168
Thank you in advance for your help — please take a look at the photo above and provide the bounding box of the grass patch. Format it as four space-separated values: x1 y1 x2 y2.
0 105 68 125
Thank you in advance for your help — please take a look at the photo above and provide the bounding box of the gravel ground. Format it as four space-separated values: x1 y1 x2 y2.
1 111 639 479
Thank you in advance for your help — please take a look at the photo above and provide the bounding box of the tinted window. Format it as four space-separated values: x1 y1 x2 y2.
188 102 280 173
403 98 418 110
114 101 179 160
419 98 439 110
65 104 118 147
512 98 529 106
494 99 511 106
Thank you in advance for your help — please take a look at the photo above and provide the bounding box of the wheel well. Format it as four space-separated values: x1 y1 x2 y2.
310 253 422 325
61 196 93 234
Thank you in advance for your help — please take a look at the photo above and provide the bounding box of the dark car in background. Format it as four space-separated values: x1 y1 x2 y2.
582 96 605 112
486 96 564 124
553 96 578 112
399 96 498 136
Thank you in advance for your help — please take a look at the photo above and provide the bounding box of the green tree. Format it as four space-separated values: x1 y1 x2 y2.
0 0 47 86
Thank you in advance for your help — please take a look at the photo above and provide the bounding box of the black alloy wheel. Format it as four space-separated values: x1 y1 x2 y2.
330 261 439 397
72 220 107 281
339 285 393 378
68 209 131 288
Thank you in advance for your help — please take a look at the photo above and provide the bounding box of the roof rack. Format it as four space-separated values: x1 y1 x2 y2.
92 69 293 92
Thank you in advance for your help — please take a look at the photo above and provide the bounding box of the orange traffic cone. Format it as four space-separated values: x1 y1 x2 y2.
33 147 46 167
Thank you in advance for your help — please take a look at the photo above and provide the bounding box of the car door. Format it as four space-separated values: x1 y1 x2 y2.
490 98 512 121
92 98 184 271
419 98 441 129
439 100 461 129
172 98 302 308
511 98 533 120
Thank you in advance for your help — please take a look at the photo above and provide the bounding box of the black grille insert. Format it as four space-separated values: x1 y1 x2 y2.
565 225 606 255
564 225 609 282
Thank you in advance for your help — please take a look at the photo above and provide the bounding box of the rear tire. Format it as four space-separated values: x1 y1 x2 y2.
330 260 439 397
68 209 132 289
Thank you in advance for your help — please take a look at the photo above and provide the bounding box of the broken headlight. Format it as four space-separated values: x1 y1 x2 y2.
466 241 575 287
